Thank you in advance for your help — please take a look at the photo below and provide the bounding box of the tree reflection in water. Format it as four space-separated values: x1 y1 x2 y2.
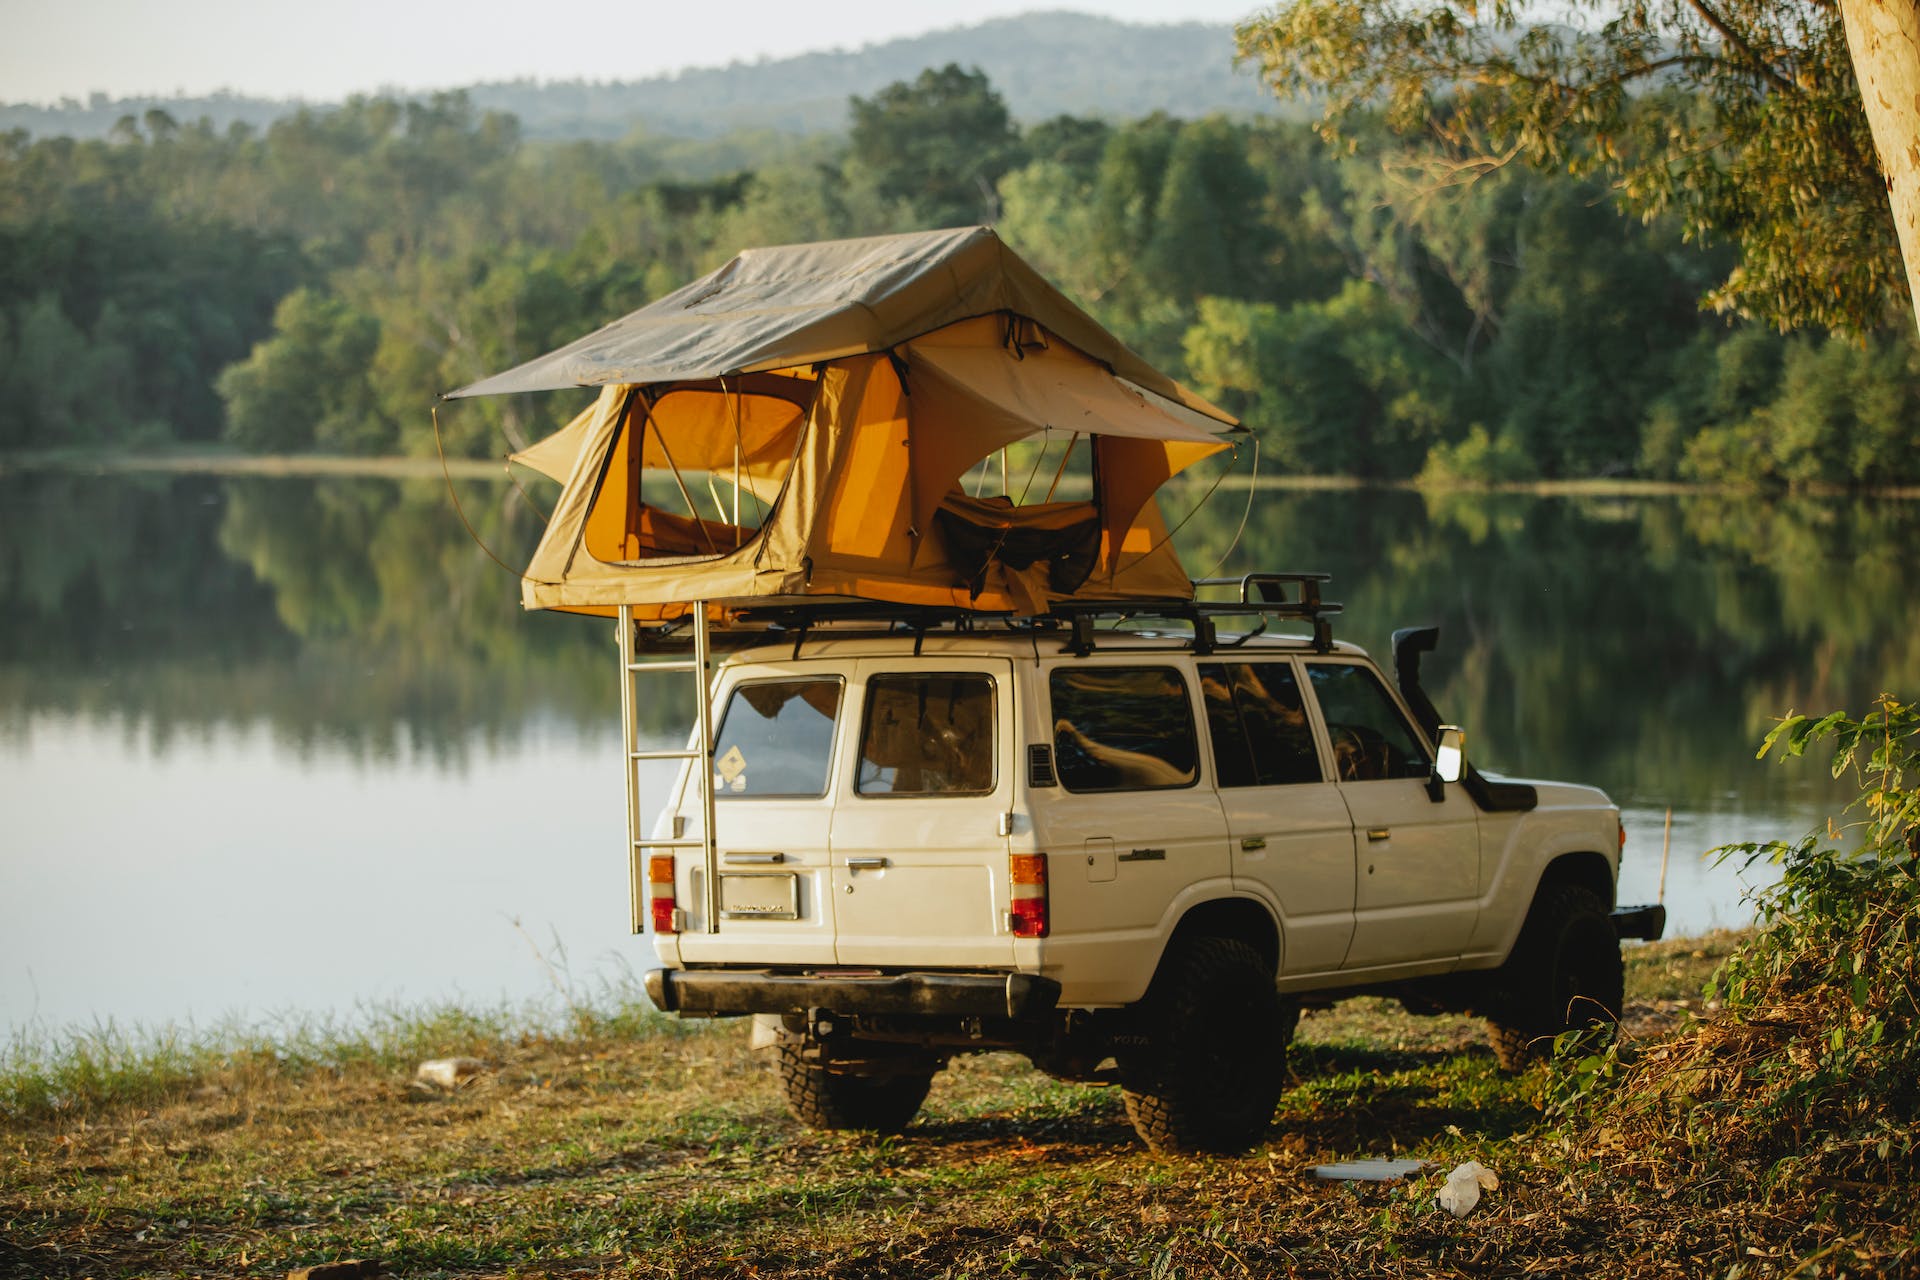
2 469 1908 803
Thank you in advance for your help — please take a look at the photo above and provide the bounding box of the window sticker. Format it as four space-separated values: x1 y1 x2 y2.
711 679 842 798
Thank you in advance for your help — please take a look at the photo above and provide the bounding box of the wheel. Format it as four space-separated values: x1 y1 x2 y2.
773 1043 934 1133
1117 936 1289 1154
1484 884 1624 1071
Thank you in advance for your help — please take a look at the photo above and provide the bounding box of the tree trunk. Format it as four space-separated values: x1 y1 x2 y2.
1840 0 1920 333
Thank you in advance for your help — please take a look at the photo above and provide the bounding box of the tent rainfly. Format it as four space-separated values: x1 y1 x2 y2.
445 226 1244 619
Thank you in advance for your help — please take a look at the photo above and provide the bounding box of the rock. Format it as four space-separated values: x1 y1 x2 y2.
414 1057 489 1090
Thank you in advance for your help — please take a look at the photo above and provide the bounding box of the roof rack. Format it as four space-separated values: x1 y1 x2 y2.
627 572 1342 659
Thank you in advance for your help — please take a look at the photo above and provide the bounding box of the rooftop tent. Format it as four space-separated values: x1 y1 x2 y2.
446 226 1243 618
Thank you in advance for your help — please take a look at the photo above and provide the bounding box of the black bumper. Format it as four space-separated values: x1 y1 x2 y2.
644 968 1062 1020
1612 903 1668 941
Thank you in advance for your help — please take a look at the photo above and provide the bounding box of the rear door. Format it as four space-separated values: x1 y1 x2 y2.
1198 660 1356 975
829 658 1016 967
674 665 843 967
1035 659 1233 995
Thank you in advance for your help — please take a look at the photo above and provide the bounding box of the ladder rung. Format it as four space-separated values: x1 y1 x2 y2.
630 749 701 761
635 837 712 850
626 660 704 673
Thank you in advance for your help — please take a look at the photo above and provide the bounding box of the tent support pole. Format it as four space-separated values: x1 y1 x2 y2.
1044 432 1080 502
641 401 719 556
729 376 743 547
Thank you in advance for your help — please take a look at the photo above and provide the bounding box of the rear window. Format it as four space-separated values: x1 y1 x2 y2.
1049 666 1197 792
712 678 842 798
857 673 996 796
1200 662 1322 787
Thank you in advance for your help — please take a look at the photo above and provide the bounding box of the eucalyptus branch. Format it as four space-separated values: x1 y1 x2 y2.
1683 0 1800 92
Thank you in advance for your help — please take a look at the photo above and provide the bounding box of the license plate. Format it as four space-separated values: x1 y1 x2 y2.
719 872 799 921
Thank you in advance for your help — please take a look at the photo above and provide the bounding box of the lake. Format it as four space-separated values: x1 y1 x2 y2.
3 469 1909 1038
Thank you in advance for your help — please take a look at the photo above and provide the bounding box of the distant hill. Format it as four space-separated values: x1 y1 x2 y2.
0 11 1282 143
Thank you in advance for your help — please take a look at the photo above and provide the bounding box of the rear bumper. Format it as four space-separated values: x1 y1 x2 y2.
1612 903 1667 941
644 967 1062 1020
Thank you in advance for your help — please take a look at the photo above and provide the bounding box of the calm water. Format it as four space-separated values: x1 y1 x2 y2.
3 471 1911 1036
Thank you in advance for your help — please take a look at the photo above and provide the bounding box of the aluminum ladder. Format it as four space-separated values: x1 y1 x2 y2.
617 602 719 934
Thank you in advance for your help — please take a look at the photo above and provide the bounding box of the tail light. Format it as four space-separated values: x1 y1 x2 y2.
1619 818 1627 852
1009 853 1048 938
648 853 679 934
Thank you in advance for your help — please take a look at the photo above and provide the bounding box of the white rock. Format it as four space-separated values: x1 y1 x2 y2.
414 1057 489 1090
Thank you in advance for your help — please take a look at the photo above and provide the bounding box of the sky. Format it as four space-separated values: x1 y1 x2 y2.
3 1 1267 105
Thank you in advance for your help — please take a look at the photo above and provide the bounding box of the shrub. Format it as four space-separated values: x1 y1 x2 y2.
1610 696 1920 1183
1415 424 1537 488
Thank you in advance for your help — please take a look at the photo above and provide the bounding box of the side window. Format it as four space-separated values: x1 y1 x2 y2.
857 673 996 796
1049 666 1197 792
1201 662 1322 787
712 678 842 798
1306 663 1431 783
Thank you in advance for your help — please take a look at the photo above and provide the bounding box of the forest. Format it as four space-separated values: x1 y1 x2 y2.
3 64 1918 487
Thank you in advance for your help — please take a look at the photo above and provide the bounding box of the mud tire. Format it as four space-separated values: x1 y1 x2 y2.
1118 936 1288 1154
1484 884 1624 1071
774 1043 934 1133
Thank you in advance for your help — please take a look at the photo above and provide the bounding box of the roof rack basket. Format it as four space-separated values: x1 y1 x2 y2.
1196 572 1341 654
1051 572 1342 656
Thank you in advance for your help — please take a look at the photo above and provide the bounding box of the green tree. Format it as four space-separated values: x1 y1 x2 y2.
217 288 390 453
0 292 133 447
848 65 1022 228
1184 282 1455 476
1021 115 1112 184
705 161 904 254
1415 423 1537 486
1679 332 1920 487
1236 0 1903 332
1141 116 1273 305
1473 177 1703 475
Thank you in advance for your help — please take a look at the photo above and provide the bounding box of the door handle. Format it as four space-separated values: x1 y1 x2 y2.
847 857 889 871
1240 836 1267 852
1366 827 1391 842
723 852 786 865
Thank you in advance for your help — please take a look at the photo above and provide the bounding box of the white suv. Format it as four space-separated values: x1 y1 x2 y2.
640 576 1663 1152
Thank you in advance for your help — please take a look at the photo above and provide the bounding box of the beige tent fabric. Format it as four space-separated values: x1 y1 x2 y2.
899 315 1225 548
513 350 1205 617
509 401 595 482
476 230 1241 618
448 227 1234 427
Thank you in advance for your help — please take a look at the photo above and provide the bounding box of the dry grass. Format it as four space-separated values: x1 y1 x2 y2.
4 932 1912 1279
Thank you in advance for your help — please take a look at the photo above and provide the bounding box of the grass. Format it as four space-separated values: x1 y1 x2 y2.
0 930 1902 1279
0 986 685 1121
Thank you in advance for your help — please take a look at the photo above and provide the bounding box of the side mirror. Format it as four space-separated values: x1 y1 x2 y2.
1432 725 1466 787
